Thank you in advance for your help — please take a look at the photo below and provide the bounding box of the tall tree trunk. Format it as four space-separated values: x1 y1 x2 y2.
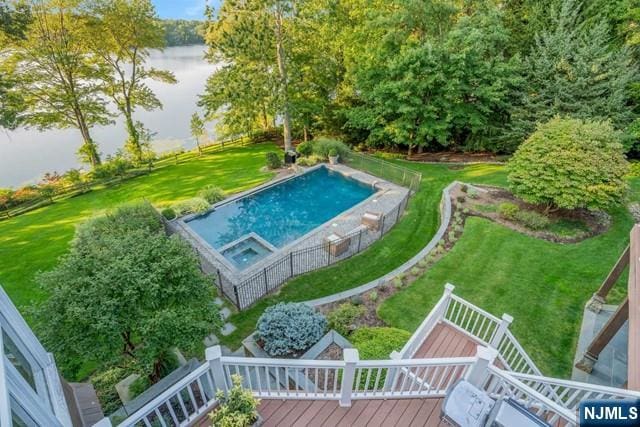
74 104 101 168
303 125 308 142
274 6 293 152
124 113 142 162
262 105 269 130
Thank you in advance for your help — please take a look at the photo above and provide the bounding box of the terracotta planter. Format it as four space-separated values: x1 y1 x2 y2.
329 155 339 165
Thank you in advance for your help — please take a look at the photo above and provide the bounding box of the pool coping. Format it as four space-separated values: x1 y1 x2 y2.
174 163 401 281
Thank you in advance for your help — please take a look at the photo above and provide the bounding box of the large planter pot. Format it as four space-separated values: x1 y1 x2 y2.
329 155 339 165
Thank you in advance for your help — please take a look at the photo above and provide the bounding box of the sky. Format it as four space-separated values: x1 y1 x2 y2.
152 0 220 20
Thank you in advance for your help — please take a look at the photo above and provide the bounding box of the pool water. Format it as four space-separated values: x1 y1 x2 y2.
186 166 375 268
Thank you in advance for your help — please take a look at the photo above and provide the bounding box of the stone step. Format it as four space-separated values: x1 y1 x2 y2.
220 322 236 336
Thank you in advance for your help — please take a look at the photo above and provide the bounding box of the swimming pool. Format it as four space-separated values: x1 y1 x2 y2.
185 166 375 270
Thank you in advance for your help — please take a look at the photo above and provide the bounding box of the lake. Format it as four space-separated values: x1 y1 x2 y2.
0 45 217 187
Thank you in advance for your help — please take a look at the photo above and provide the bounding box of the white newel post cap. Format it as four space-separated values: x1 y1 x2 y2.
206 345 223 361
476 345 499 362
501 313 514 324
444 283 455 294
344 348 359 363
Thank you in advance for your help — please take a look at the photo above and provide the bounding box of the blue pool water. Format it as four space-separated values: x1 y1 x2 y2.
186 166 375 267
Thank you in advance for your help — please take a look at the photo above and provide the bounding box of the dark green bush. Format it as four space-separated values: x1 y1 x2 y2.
91 366 128 415
161 207 176 220
265 152 283 169
327 303 365 336
498 202 519 220
514 210 551 230
256 303 326 356
296 141 313 157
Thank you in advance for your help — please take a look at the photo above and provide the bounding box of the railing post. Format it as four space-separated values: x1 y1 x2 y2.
340 348 359 407
289 252 294 277
216 269 223 293
233 285 241 310
383 350 402 392
357 229 363 252
263 268 268 294
465 346 499 388
206 345 228 394
442 283 455 316
489 313 513 349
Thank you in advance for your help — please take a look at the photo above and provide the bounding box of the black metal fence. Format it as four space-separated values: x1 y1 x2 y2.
342 151 422 193
212 191 411 310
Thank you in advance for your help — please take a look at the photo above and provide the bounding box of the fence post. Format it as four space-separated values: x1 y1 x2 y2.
263 268 268 294
396 203 401 223
340 349 359 407
357 229 363 252
327 243 331 266
380 215 386 237
289 252 294 277
206 345 228 394
489 313 513 349
233 285 241 310
465 346 499 388
216 269 223 293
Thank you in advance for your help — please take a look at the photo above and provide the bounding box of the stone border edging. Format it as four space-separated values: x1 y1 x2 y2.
304 181 458 307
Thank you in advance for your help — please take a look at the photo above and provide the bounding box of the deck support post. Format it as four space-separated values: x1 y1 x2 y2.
587 245 629 313
206 346 228 394
466 346 498 388
575 298 629 373
340 349 359 407
489 314 513 349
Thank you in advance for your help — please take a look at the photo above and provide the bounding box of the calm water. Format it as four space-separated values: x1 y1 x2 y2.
186 166 375 251
0 45 217 187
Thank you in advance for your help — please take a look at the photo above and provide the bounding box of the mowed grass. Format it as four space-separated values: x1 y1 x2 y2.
0 144 277 311
221 162 509 348
378 185 638 378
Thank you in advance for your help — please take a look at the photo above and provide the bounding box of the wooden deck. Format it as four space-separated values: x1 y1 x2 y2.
414 322 481 359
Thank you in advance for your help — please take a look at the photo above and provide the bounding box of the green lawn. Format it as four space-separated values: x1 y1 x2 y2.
378 198 636 378
221 162 508 348
0 144 277 311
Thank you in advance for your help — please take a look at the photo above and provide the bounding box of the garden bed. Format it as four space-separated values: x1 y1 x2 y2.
452 184 610 243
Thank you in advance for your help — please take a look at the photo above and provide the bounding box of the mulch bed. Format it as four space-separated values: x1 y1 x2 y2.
407 151 508 163
452 184 610 243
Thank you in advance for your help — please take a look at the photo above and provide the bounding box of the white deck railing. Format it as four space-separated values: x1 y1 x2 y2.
114 362 218 427
483 366 577 426
399 284 543 377
510 372 640 412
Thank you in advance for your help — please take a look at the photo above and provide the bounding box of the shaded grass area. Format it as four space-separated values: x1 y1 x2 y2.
221 162 508 348
378 189 637 377
0 144 277 311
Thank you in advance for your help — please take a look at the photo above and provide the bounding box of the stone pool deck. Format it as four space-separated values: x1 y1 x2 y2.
170 163 409 308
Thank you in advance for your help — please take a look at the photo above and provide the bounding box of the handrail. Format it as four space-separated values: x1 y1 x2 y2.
510 371 640 411
116 362 216 427
486 366 577 426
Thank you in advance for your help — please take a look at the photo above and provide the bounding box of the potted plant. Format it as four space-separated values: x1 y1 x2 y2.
328 148 339 165
210 374 262 426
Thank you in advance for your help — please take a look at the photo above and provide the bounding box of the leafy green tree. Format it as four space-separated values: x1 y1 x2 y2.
507 0 638 149
0 1 31 129
507 117 629 211
87 0 176 162
202 0 297 151
1 0 112 167
345 2 521 153
190 112 206 155
34 203 222 381
160 19 204 46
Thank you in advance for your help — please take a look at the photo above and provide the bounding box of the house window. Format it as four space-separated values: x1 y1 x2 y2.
10 396 40 427
3 330 36 391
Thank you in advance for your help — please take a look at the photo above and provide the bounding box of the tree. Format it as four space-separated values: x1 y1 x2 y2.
160 19 204 46
345 2 521 153
0 1 31 129
34 202 222 382
202 0 297 151
87 0 176 162
507 117 629 211
190 112 206 155
507 0 638 149
1 0 112 167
